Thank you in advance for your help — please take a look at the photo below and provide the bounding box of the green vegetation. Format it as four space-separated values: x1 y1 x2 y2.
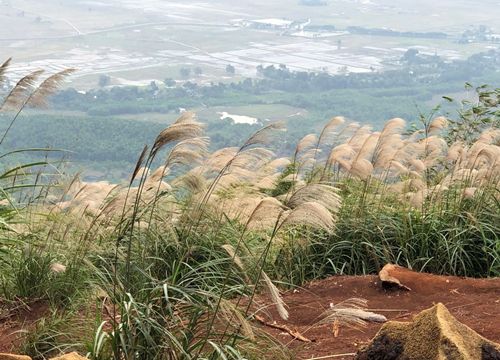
2 49 498 180
0 59 498 359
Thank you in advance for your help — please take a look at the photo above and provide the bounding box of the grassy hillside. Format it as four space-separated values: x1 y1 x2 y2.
0 98 498 358
0 56 498 359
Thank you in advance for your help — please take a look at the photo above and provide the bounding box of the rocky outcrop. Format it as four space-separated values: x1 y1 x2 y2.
0 355 32 360
378 263 411 291
356 303 500 360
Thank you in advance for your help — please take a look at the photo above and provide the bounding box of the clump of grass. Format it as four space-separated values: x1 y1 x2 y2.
20 312 85 360
32 106 498 357
269 108 499 284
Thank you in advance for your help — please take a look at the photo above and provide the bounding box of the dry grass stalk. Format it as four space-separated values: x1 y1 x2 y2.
0 57 12 86
27 68 76 107
261 271 288 320
319 298 386 329
280 201 335 232
151 112 204 156
1 70 44 110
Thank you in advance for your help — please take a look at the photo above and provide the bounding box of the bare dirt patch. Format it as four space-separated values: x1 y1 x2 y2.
1 269 498 359
258 270 500 359
0 300 49 353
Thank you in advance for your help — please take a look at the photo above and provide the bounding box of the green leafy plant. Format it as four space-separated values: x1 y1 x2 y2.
444 84 499 144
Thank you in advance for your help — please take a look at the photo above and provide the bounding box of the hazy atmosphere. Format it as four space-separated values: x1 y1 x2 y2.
0 1 499 359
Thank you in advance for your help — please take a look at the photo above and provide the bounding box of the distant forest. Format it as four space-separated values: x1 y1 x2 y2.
52 49 499 117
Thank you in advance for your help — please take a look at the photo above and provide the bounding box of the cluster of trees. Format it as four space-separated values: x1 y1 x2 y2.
252 49 499 92
179 66 203 79
42 48 500 178
53 50 500 117
346 26 447 39
51 49 500 124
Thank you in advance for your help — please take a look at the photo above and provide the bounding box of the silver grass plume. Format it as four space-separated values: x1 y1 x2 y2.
231 147 275 170
428 116 448 135
347 125 372 152
350 158 374 180
388 160 409 176
221 244 246 272
287 183 341 215
371 118 405 168
409 158 426 173
173 168 207 194
346 132 379 179
27 68 76 107
219 299 255 340
327 143 356 167
261 271 288 320
241 121 286 149
319 298 386 328
280 201 335 232
204 147 239 173
317 116 345 147
245 197 285 229
151 112 204 156
0 58 12 87
0 69 44 111
294 133 317 159
130 145 149 185
165 136 209 167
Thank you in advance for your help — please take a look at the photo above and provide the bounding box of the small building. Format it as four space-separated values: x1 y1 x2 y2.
230 18 298 30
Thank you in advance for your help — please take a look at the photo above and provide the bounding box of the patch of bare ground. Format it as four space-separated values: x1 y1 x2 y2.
257 269 500 359
0 301 49 353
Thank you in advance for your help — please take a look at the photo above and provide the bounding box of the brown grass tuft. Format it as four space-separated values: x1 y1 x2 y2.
280 201 335 232
261 271 289 320
0 70 44 110
0 57 12 86
151 112 204 156
28 68 76 107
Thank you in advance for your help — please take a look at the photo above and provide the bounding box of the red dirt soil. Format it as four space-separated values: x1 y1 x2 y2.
0 300 49 352
1 269 498 359
258 268 500 359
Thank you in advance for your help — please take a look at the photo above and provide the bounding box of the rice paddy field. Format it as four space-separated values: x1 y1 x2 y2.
1 0 497 87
